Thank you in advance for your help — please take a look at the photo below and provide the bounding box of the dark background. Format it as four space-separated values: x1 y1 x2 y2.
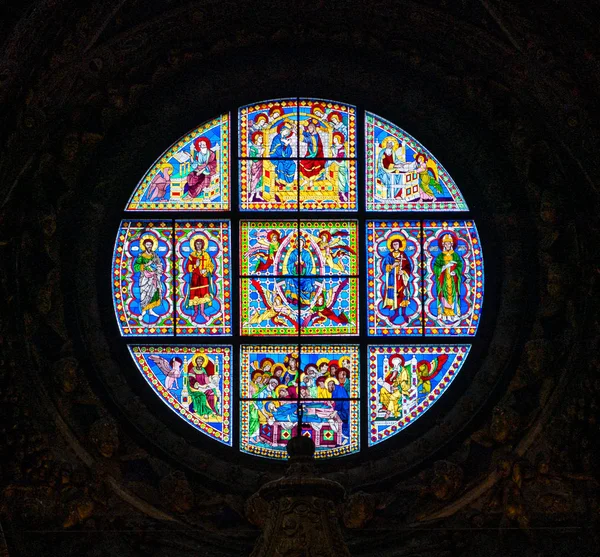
1 1 599 555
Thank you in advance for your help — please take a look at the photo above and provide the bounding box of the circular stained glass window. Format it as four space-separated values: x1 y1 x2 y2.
111 98 484 459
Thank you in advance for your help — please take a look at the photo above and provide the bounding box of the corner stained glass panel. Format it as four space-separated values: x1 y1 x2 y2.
126 114 230 211
365 112 468 212
368 345 470 445
112 221 174 335
129 345 232 446
423 220 484 336
366 221 423 336
174 221 232 336
240 345 359 459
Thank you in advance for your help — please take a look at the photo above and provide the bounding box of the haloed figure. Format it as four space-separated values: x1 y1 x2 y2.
134 234 164 323
186 237 216 323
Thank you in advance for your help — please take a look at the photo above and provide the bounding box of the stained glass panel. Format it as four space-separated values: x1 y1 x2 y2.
240 278 299 336
300 278 359 336
365 112 468 211
239 99 299 158
423 220 484 336
174 221 232 336
126 114 229 211
301 221 358 276
239 159 299 211
129 345 232 445
368 345 470 445
298 345 360 399
240 400 359 459
298 99 356 157
240 221 298 276
112 221 174 335
240 345 299 398
366 220 423 336
299 159 357 211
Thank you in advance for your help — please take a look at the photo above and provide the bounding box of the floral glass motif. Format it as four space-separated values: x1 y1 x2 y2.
126 114 229 211
368 345 470 445
175 221 232 336
423 220 484 336
366 221 422 336
113 221 174 335
240 345 359 459
129 345 232 446
239 99 357 211
365 112 468 212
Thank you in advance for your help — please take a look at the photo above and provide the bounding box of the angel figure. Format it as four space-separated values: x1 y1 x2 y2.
246 279 299 331
311 229 355 274
416 354 449 394
414 152 443 201
149 355 183 391
247 230 282 273
302 279 350 328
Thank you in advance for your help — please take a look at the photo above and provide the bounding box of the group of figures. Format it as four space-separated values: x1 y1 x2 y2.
240 221 359 336
113 221 232 335
130 347 231 445
126 115 228 211
241 347 358 457
241 100 356 210
367 220 483 336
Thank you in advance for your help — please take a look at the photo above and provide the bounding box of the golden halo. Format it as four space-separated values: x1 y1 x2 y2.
316 357 330 369
189 233 208 252
157 162 174 173
339 356 351 369
325 377 339 387
387 234 407 251
379 135 399 150
192 353 209 368
140 233 159 251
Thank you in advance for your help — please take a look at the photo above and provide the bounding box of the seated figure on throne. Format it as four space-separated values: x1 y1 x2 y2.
377 136 416 199
300 119 326 184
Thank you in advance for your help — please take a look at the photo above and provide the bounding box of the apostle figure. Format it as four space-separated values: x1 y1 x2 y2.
184 136 217 198
378 355 411 420
186 235 216 323
188 354 219 419
327 377 350 440
433 232 464 322
134 233 164 324
269 121 296 187
381 234 412 323
300 118 325 182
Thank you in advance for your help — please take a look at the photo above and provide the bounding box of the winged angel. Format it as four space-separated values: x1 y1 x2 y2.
149 355 183 391
302 278 350 327
246 278 299 331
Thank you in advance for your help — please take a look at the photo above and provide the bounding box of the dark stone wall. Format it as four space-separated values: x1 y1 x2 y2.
1 1 598 555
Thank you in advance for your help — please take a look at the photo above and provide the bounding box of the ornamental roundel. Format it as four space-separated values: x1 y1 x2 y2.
111 98 484 458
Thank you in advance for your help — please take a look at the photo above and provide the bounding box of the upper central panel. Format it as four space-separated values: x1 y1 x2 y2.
239 98 357 211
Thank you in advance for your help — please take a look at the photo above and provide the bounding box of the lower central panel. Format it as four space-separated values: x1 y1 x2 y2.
240 344 360 459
